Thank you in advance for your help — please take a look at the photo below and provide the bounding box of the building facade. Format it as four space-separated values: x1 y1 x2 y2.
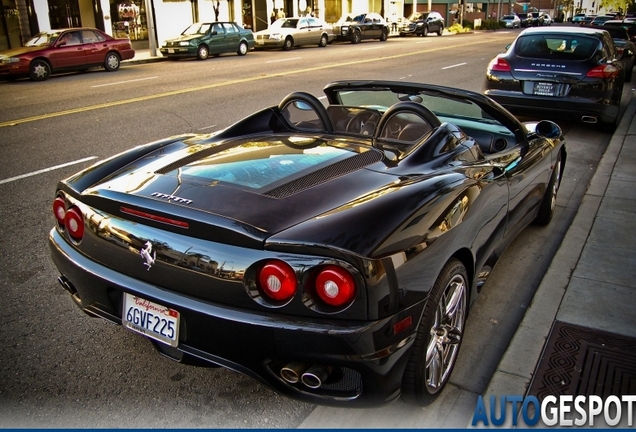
1 0 514 52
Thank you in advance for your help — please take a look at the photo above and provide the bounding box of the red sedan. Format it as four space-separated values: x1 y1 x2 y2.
0 28 135 81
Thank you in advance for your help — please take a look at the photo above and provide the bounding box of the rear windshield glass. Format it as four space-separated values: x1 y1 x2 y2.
515 34 599 59
176 139 356 190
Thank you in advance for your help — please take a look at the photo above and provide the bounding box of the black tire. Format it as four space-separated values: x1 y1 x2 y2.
535 153 562 225
318 34 328 47
237 41 248 56
401 258 468 406
196 45 209 60
351 28 361 44
29 59 51 81
422 26 429 37
380 29 388 41
282 37 293 51
104 52 121 71
437 25 443 36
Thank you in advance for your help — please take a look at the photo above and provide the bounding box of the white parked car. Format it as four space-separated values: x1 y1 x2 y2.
541 14 553 25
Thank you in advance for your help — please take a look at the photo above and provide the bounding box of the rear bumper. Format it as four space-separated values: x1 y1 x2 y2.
49 228 422 407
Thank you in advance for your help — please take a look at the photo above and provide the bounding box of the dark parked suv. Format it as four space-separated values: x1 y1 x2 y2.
529 12 545 26
484 26 625 130
516 13 532 27
398 11 444 37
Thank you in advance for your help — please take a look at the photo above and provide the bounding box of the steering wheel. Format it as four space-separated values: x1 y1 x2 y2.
346 110 379 135
278 91 334 133
374 101 441 141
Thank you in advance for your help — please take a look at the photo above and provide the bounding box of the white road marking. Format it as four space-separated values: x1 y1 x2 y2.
361 46 386 51
442 62 467 70
266 57 302 63
198 124 218 130
91 76 159 88
416 40 432 44
0 156 98 185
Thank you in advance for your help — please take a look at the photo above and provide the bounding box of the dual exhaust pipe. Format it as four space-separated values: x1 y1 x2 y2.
280 362 333 388
581 115 598 124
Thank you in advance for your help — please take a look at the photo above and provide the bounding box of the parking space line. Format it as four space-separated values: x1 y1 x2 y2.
0 156 98 185
92 76 159 88
266 57 302 63
442 62 467 69
361 46 386 50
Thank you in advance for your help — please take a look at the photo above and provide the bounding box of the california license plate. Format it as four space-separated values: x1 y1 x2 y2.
168 48 174 53
122 293 180 347
534 82 555 96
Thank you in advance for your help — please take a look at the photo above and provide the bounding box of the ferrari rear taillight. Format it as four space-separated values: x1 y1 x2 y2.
258 260 297 302
53 196 84 241
314 265 356 307
53 197 66 224
488 57 511 72
64 207 84 240
586 64 621 79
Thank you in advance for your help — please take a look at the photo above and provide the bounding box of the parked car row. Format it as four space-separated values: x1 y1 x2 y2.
513 12 552 28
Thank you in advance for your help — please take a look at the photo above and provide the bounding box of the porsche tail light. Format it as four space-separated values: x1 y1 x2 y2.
314 265 356 307
488 57 511 72
258 260 297 302
53 197 66 224
64 207 84 241
586 64 620 79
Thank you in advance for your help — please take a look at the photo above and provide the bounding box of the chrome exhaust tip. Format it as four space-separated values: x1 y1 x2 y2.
301 364 332 389
58 275 77 295
581 115 598 124
281 361 308 384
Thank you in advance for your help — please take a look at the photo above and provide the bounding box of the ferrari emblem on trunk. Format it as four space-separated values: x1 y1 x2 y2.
140 241 156 271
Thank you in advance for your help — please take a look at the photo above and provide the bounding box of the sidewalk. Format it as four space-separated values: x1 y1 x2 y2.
481 97 636 427
123 48 167 64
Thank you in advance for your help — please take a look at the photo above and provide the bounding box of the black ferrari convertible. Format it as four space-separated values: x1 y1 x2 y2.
49 80 566 407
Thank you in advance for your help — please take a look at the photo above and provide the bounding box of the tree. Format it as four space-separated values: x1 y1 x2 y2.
213 0 220 21
599 0 634 12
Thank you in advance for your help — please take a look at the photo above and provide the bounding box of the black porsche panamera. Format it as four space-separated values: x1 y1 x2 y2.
49 80 566 407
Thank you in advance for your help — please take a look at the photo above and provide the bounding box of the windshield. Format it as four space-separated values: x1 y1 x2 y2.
502 15 515 20
25 32 60 47
270 18 300 29
335 89 502 125
407 12 426 21
182 23 211 35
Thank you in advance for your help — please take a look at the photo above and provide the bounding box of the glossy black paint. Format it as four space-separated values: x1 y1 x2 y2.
49 80 565 406
484 26 625 126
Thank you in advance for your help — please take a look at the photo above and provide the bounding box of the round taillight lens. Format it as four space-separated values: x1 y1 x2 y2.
64 207 84 241
315 265 356 307
258 260 297 301
53 197 66 224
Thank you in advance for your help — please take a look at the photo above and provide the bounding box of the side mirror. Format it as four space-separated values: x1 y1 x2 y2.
535 120 562 139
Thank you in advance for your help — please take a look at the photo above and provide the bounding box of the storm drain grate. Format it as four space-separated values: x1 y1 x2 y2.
528 321 636 399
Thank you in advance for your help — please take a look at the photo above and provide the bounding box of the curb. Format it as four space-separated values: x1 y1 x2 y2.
473 95 636 428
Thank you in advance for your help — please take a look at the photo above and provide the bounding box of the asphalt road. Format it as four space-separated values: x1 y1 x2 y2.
0 28 631 428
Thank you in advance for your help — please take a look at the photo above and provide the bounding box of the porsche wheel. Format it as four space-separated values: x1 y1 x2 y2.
282 37 293 51
437 26 443 36
318 34 328 47
237 41 248 56
535 153 562 225
104 52 121 71
401 258 468 406
422 26 429 37
197 45 209 60
29 59 51 81
351 29 362 44
380 29 388 41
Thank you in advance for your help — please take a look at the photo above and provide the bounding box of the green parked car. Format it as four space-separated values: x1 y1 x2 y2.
160 22 255 60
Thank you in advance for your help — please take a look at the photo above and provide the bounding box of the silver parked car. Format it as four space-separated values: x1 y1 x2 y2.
254 17 334 50
501 14 521 28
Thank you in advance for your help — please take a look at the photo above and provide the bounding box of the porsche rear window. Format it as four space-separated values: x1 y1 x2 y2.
515 34 599 59
177 140 355 190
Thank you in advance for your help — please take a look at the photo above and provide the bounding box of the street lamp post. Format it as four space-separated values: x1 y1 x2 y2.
144 0 157 57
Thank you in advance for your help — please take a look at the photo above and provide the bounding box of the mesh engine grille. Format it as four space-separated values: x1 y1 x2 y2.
264 150 383 199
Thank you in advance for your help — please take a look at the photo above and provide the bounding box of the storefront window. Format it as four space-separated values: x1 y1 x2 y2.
110 0 148 40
